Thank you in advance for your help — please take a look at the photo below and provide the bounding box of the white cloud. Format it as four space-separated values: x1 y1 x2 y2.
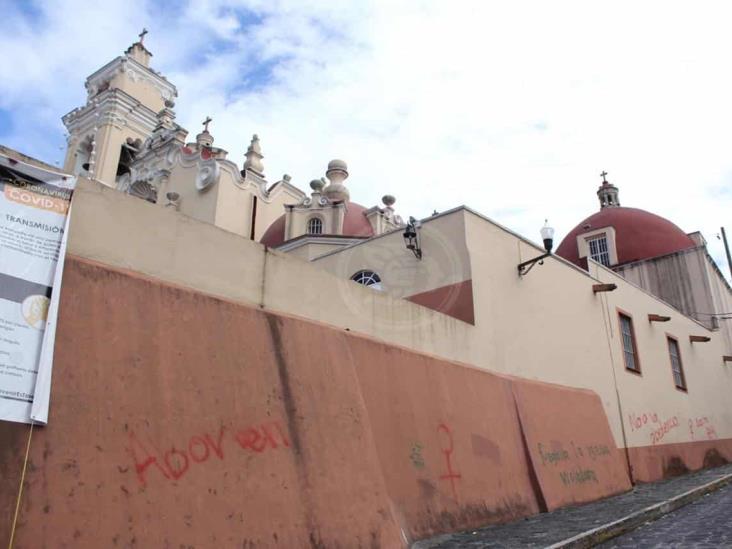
1 0 731 278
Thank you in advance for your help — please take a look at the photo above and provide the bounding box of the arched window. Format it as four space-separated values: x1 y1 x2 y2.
351 270 382 290
73 135 93 175
307 217 323 235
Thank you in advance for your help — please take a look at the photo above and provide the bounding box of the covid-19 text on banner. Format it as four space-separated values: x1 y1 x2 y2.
0 153 75 424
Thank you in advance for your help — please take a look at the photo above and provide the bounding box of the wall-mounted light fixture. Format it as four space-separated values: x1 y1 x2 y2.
165 191 181 210
403 216 422 259
593 283 617 293
518 220 554 276
690 335 711 343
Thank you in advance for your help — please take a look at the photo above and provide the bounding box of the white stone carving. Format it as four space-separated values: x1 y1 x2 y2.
196 159 220 191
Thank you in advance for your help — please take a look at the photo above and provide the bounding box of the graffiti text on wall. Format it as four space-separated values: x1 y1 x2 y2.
689 416 718 441
628 412 680 445
127 420 291 486
537 440 612 487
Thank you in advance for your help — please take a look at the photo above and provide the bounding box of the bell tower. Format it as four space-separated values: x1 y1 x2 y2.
61 30 177 187
597 171 620 208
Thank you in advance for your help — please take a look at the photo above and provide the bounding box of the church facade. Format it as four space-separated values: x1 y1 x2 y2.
61 34 402 253
61 35 731 347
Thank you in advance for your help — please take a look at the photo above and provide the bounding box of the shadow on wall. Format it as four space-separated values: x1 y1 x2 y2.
0 257 728 547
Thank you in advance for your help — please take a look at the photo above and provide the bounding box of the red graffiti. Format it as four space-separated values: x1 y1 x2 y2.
437 423 461 501
235 422 288 452
690 416 718 441
129 434 171 485
127 422 289 486
627 411 658 432
164 447 189 480
632 412 716 445
650 416 679 445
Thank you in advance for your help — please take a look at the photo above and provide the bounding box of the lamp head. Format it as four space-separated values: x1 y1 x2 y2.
540 219 555 253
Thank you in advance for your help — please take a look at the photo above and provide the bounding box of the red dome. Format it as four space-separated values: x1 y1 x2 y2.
260 202 375 248
556 207 696 268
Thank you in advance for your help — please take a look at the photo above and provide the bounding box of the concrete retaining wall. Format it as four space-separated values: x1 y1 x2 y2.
1 257 630 547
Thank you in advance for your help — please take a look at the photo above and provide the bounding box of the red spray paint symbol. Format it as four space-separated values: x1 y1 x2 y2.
437 423 461 501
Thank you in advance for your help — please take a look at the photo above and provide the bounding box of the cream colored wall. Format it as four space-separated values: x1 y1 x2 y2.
313 211 471 298
109 72 166 113
286 241 347 261
66 180 732 451
463 212 625 442
213 167 254 237
591 261 732 447
209 171 309 241
67 179 472 361
156 163 219 224
463 212 731 446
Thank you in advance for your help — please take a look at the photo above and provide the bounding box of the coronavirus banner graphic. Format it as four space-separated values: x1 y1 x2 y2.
0 153 75 424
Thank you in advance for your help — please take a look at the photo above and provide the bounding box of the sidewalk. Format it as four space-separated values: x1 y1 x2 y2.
414 463 732 548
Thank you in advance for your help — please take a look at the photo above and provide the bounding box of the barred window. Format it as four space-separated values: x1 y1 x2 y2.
351 270 382 290
587 235 611 267
668 337 687 390
619 313 640 373
307 217 323 235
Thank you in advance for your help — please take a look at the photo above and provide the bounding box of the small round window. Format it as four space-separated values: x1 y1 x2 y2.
351 270 382 290
307 217 323 235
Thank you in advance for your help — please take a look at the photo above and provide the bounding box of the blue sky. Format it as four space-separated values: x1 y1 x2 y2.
1 0 731 279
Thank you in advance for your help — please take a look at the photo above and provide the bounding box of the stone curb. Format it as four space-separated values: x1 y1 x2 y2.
546 473 732 548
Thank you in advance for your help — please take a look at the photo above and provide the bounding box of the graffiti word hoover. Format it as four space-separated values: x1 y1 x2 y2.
128 421 290 486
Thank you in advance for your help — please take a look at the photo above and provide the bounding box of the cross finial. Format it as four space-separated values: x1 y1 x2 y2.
138 28 148 44
202 116 212 132
600 170 608 183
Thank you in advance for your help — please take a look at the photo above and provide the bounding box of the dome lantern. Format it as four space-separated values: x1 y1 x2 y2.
597 171 620 209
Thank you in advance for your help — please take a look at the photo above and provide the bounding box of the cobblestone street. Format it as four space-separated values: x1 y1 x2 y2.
414 464 732 548
599 483 732 548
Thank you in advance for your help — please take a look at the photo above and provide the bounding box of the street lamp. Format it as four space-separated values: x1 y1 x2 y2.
518 220 554 276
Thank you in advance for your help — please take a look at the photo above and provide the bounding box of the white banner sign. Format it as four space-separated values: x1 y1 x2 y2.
0 153 75 424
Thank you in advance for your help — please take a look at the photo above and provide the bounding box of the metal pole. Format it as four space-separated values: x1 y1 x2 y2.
722 227 732 282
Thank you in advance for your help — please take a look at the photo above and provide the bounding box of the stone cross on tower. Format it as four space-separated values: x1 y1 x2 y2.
195 116 214 147
596 170 620 209
138 28 148 44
